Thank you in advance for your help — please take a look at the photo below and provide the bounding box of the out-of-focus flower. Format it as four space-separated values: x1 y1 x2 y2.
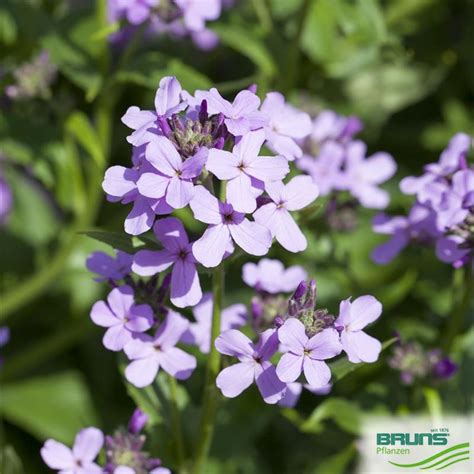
181 293 247 353
242 258 307 294
0 326 10 367
215 328 286 404
388 339 458 385
254 175 319 253
190 185 272 267
335 296 382 363
41 427 104 474
124 311 196 387
276 319 342 389
5 51 57 101
128 408 148 434
132 217 202 307
90 286 155 351
278 382 332 408
0 175 12 226
86 250 133 282
260 92 312 160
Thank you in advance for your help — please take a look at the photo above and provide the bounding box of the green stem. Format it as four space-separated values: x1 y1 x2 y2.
251 0 273 33
168 375 187 472
192 264 224 474
442 266 473 351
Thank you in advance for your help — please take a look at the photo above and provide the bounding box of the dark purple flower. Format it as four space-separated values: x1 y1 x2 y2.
128 408 148 434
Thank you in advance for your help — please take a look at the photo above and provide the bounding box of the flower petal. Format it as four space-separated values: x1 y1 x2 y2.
245 156 289 182
277 318 307 354
153 216 189 250
159 346 197 380
170 259 202 308
124 197 155 235
341 330 382 363
226 174 256 213
166 176 194 209
136 172 169 199
103 324 131 351
72 427 104 462
125 356 160 388
307 328 342 360
228 218 271 256
132 249 175 276
276 352 303 383
348 295 382 331
146 136 182 176
155 311 189 349
90 301 117 328
189 185 223 225
192 224 231 268
215 329 254 358
216 362 255 398
206 149 241 180
303 358 331 389
283 175 319 211
255 362 286 404
40 440 74 470
106 285 134 319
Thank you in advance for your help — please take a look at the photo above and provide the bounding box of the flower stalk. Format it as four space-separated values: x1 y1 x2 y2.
192 263 224 474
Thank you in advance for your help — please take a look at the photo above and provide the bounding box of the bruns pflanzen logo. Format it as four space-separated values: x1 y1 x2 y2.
358 416 474 473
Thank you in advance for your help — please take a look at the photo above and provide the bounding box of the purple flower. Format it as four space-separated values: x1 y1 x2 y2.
121 76 186 147
339 140 396 209
41 427 104 473
190 185 272 267
215 328 286 404
371 205 439 264
310 110 362 145
137 136 207 209
124 311 196 387
132 217 202 308
177 0 221 32
0 175 13 225
276 319 342 389
206 130 289 212
86 250 133 282
0 326 10 348
181 293 247 353
435 235 470 267
90 286 154 351
335 296 382 363
260 92 312 160
254 175 319 253
190 87 266 136
128 408 148 434
111 0 159 25
242 258 307 294
278 382 332 408
102 146 172 235
296 141 345 195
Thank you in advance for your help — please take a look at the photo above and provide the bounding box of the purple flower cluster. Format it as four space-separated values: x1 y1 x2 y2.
104 76 319 258
41 409 170 473
388 338 458 385
215 276 383 406
296 110 396 210
87 250 197 388
108 0 223 50
372 133 474 268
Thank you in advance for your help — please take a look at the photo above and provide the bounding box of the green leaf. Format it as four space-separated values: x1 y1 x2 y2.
301 398 361 434
80 229 158 253
329 338 397 383
211 24 276 77
0 372 99 443
0 8 17 45
0 446 24 474
116 52 212 91
312 443 357 474
65 111 104 168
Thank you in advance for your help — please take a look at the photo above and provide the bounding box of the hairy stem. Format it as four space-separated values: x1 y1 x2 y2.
192 264 224 474
168 374 187 471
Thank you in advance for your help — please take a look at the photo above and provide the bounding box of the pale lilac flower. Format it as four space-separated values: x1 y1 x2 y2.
137 136 207 209
124 311 196 387
260 92 312 160
296 141 345 195
215 328 286 404
132 217 202 308
0 175 12 225
278 382 332 408
276 319 342 389
371 205 439 264
111 0 159 25
190 88 267 136
181 293 247 353
335 296 382 363
121 76 186 147
41 427 104 474
310 110 362 145
176 0 221 33
242 258 307 294
339 140 396 209
254 175 319 253
86 250 133 282
0 326 10 367
206 130 289 212
190 185 272 267
102 146 172 235
90 286 154 351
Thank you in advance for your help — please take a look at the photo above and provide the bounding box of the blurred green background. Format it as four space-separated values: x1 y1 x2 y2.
0 0 473 472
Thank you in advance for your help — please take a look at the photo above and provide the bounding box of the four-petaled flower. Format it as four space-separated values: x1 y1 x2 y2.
90 286 154 351
206 130 289 213
335 295 382 363
276 319 342 388
132 217 202 308
215 328 286 404
137 136 207 209
41 427 104 474
254 175 319 252
190 185 272 267
124 311 196 387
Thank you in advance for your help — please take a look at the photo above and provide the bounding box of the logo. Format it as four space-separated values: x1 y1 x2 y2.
358 416 474 473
